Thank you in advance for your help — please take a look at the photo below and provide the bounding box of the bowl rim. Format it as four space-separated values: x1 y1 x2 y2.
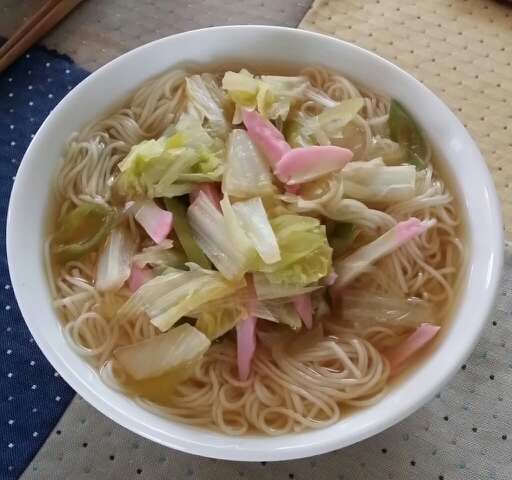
6 25 504 461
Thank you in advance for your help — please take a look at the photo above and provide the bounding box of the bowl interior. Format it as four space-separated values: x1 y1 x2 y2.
6 26 503 461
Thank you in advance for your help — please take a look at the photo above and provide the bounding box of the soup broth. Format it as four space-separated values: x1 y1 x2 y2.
46 63 466 436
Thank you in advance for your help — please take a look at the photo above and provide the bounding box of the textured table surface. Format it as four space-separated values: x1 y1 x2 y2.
1 0 511 479
0 0 312 71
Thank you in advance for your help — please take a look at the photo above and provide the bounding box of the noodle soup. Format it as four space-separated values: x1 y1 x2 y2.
46 64 465 436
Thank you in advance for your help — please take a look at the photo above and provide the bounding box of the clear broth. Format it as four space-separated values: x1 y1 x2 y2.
47 61 469 427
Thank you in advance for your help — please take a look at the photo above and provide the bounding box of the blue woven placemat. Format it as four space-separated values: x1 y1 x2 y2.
0 41 89 479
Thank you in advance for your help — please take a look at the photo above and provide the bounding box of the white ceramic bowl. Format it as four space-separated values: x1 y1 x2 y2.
7 26 503 461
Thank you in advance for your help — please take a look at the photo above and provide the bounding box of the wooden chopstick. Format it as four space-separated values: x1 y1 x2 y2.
0 0 85 74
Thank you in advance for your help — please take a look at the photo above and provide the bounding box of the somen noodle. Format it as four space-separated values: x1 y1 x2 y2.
45 64 466 435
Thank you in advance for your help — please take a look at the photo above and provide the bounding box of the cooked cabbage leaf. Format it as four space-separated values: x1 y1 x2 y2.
222 70 308 120
115 128 224 199
195 304 248 341
255 212 333 284
116 267 246 332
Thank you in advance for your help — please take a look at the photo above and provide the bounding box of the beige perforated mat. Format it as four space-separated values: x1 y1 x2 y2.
299 0 512 238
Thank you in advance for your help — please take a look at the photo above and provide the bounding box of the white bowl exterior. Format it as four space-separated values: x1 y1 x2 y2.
7 26 503 461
